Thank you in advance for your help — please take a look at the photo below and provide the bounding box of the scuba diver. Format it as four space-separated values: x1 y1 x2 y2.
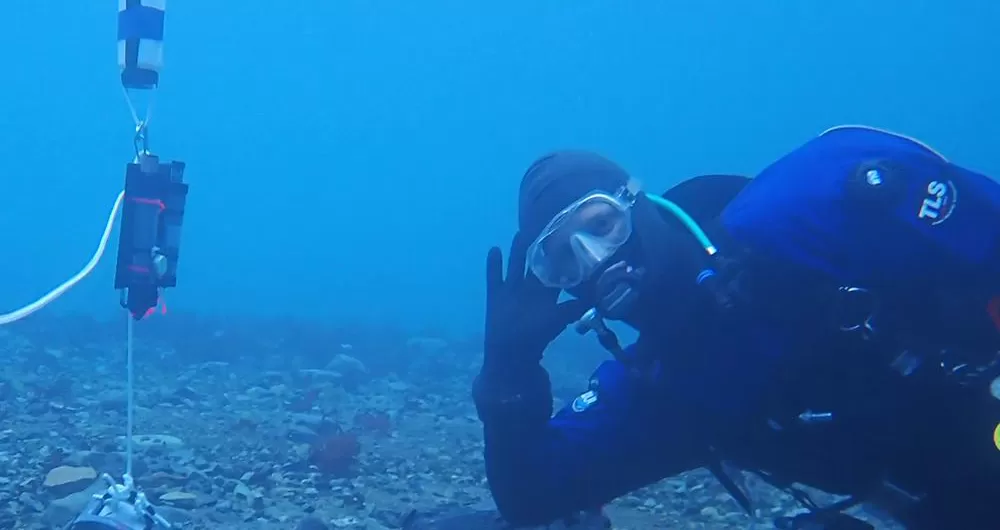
472 125 1000 530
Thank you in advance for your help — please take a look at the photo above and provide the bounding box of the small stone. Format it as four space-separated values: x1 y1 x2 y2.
126 434 185 449
331 516 360 528
43 466 97 497
387 381 410 392
159 491 198 509
233 481 265 509
326 353 368 375
700 506 721 519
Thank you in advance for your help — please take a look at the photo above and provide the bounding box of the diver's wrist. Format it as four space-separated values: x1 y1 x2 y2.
473 365 553 423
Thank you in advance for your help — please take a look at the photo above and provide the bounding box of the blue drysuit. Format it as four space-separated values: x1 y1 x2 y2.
478 126 1000 527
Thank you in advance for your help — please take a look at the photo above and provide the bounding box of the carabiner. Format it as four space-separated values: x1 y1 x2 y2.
836 286 877 339
133 120 151 157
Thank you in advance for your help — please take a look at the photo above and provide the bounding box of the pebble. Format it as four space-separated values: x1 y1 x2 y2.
0 316 909 530
160 490 200 509
42 466 97 497
700 506 721 519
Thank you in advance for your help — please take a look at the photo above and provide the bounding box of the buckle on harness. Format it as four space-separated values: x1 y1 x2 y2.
835 286 876 339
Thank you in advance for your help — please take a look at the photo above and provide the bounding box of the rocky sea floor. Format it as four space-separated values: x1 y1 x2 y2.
0 316 900 529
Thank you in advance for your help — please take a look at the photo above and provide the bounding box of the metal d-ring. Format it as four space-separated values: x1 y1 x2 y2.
836 286 877 339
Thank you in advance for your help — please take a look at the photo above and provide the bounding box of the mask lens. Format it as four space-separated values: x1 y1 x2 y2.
528 191 634 289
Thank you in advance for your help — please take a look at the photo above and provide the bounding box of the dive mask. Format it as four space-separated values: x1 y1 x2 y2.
527 183 640 289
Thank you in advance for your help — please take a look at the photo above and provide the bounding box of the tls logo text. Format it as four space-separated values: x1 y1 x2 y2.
917 180 956 225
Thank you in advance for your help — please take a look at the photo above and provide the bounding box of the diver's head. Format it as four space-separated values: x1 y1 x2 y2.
518 151 682 327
